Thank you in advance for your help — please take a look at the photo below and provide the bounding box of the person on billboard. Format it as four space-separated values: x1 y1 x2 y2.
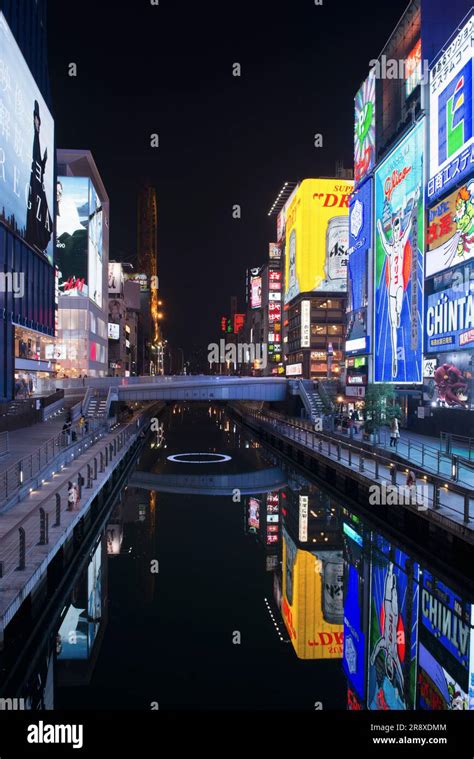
377 187 420 379
25 101 53 256
370 563 405 705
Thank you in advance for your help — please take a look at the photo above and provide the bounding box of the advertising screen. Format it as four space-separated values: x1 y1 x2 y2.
247 497 260 531
282 529 343 660
426 280 474 353
424 352 472 409
426 182 474 277
428 14 474 202
108 322 120 340
124 272 149 291
343 519 366 701
374 121 424 383
419 570 472 707
108 262 123 294
418 643 468 709
284 178 353 303
88 180 103 307
354 71 376 188
56 175 103 306
346 177 372 355
0 13 54 265
368 538 419 710
56 176 89 296
250 276 262 308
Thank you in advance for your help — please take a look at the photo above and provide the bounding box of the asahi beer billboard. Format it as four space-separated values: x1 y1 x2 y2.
374 120 424 383
284 178 353 303
0 13 54 265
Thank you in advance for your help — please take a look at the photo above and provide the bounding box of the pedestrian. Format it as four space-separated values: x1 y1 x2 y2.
406 469 416 488
67 481 75 511
390 417 400 447
79 415 85 436
73 482 80 509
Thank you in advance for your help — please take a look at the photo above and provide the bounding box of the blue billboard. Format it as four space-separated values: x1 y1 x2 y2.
0 13 54 265
374 121 424 383
346 177 372 355
343 563 366 701
426 281 474 353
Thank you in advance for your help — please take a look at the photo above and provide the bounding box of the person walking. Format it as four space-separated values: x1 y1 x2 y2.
67 481 75 511
79 414 85 436
390 417 400 447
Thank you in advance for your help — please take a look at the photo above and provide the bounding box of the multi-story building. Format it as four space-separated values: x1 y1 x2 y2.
0 3 56 401
55 150 109 377
108 261 140 377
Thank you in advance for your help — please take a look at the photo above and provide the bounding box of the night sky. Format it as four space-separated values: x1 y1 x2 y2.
47 0 409 357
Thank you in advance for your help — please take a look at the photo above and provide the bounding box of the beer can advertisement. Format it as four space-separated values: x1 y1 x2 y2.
354 70 376 188
368 538 419 710
0 13 55 266
428 14 474 203
374 120 424 383
282 529 343 660
284 178 353 304
426 181 474 277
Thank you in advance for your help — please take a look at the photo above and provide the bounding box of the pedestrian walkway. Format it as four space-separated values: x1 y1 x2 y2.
238 407 474 542
0 411 68 477
0 414 148 634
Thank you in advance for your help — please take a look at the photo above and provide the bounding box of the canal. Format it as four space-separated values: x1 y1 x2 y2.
4 404 474 711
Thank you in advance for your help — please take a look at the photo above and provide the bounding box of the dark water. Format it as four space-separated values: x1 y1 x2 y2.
12 405 474 711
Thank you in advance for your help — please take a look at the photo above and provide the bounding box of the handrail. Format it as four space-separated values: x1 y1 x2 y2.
0 417 104 510
0 413 152 583
235 406 473 530
0 432 9 457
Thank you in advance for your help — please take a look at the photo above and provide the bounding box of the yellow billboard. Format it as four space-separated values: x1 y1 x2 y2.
284 178 353 303
282 530 343 660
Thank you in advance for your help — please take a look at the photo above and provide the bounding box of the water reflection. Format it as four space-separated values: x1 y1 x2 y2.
4 404 473 711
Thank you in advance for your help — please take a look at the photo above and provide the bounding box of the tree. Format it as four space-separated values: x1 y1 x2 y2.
363 383 402 435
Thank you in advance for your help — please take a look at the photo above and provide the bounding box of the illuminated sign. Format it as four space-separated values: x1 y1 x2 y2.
108 262 123 294
250 276 262 309
285 179 353 303
276 209 285 241
428 15 474 202
269 242 281 261
418 643 468 710
286 363 303 376
426 184 474 277
420 571 471 671
368 538 419 710
423 357 437 377
301 299 311 347
233 313 245 334
405 39 422 97
268 302 281 323
347 177 372 355
354 71 376 187
282 529 343 660
343 562 366 700
124 272 148 291
248 497 260 531
56 176 104 306
0 13 54 265
374 121 424 383
220 316 233 333
426 284 474 352
298 495 308 542
108 323 120 340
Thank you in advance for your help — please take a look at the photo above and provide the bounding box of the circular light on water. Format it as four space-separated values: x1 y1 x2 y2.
166 452 232 464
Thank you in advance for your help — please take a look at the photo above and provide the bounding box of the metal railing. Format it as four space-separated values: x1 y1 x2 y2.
0 433 9 457
0 417 149 583
238 406 473 530
440 431 474 461
0 418 103 509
